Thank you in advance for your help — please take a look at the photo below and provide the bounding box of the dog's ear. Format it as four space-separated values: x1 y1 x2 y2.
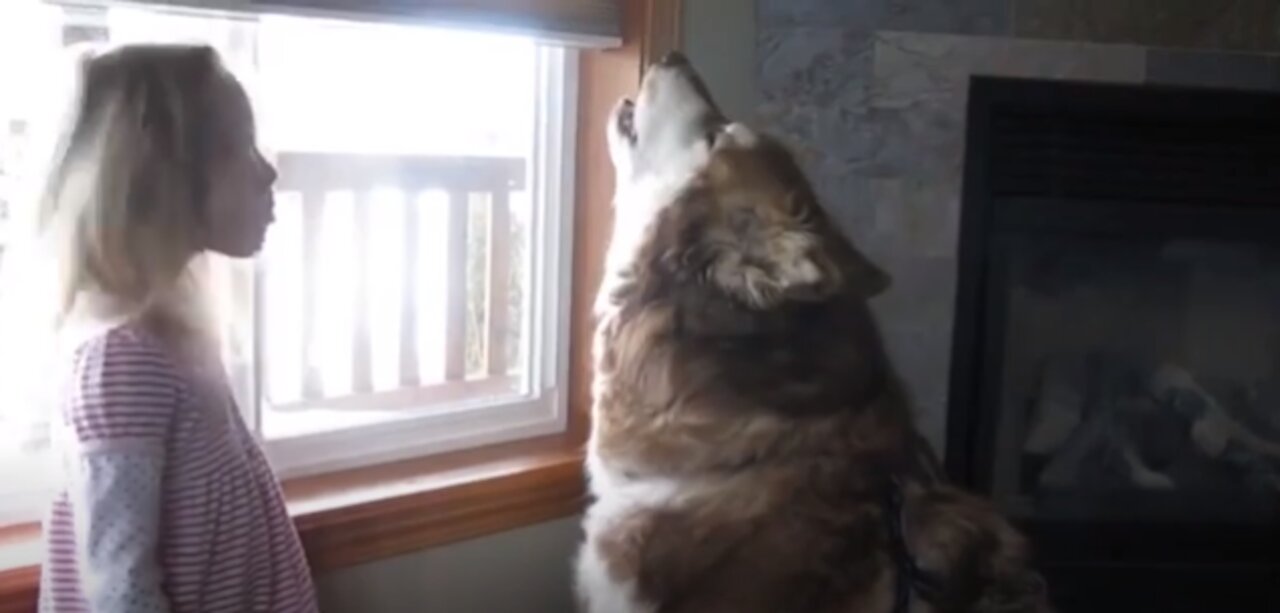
696 191 889 309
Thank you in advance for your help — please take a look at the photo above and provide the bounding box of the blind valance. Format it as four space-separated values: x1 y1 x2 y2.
48 0 622 47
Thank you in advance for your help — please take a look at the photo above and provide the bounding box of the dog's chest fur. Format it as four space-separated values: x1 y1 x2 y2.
577 236 1050 613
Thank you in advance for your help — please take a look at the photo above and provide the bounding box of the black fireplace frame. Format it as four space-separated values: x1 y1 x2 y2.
946 76 1280 610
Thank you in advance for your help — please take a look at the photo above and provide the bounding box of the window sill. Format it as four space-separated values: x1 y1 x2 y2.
285 434 588 571
0 435 587 613
0 523 38 613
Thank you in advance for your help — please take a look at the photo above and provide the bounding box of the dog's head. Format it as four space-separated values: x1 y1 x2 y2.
605 52 888 311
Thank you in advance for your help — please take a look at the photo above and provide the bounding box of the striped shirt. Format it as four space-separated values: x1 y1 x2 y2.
38 323 317 612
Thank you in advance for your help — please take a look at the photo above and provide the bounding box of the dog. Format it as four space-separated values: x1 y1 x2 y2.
574 52 1052 613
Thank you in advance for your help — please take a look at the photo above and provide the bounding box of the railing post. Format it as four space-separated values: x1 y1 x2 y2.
301 190 324 400
272 153 528 404
399 193 421 387
444 190 469 382
486 191 511 376
352 192 373 393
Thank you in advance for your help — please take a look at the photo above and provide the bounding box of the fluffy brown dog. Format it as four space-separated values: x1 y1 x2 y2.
574 52 1052 613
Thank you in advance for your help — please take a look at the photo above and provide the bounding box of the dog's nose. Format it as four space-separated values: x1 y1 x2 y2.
658 50 689 67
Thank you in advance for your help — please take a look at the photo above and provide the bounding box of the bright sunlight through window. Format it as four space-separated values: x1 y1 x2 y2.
0 1 575 515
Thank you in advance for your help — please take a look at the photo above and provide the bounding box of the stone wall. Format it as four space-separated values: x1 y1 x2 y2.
755 0 1280 450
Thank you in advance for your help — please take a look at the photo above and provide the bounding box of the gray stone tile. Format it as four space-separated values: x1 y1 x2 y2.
871 255 961 454
1142 0 1280 52
758 0 882 29
880 0 1012 36
875 317 957 451
1146 48 1280 91
870 177 962 259
1014 0 1280 52
755 103 817 162
864 32 1145 179
756 27 877 181
812 174 879 245
758 27 874 107
758 0 1011 36
871 254 959 333
864 33 1145 195
755 104 823 171
1012 0 1143 45
816 184 904 292
760 105 933 204
807 108 916 179
871 32 1147 112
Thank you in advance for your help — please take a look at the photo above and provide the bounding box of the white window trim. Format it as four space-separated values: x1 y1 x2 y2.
0 450 58 525
256 46 580 480
46 0 623 48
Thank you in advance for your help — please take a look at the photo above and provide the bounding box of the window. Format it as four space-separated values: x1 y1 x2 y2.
0 1 576 521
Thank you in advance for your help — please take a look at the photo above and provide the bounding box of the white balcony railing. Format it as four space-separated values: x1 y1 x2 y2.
265 152 526 412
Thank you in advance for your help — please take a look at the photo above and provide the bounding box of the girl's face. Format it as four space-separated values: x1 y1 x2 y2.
201 71 277 258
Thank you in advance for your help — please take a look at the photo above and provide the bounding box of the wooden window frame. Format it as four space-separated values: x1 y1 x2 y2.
0 1 681 610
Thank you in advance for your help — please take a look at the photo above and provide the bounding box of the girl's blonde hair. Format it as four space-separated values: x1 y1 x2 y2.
0 43 236 451
38 43 228 323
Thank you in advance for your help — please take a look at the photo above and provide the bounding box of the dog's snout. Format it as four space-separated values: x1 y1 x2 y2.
658 50 689 67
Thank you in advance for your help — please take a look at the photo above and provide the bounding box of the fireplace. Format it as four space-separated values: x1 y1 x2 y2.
947 76 1280 611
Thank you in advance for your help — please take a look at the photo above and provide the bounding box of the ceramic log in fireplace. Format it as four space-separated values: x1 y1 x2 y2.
947 76 1280 612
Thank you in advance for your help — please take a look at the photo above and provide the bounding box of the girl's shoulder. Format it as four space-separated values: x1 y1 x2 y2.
62 321 193 445
69 320 192 399
73 320 177 369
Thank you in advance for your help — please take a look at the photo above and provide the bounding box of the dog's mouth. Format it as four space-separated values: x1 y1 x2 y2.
609 51 729 178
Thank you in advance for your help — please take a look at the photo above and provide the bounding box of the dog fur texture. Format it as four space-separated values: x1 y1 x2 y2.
574 53 1052 613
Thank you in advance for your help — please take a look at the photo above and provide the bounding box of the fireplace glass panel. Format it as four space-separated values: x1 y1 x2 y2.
990 233 1280 523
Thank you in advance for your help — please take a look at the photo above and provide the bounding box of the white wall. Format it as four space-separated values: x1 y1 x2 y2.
316 516 583 613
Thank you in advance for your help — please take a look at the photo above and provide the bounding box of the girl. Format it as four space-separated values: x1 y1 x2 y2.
26 43 317 612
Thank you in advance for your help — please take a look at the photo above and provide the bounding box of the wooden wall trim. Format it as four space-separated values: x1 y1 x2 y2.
568 0 649 441
0 566 37 613
292 441 587 572
642 0 683 73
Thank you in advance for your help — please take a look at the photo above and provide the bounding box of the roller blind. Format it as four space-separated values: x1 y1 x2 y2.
46 0 622 47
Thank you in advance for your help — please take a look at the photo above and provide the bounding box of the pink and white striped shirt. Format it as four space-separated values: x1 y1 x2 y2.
38 323 317 612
